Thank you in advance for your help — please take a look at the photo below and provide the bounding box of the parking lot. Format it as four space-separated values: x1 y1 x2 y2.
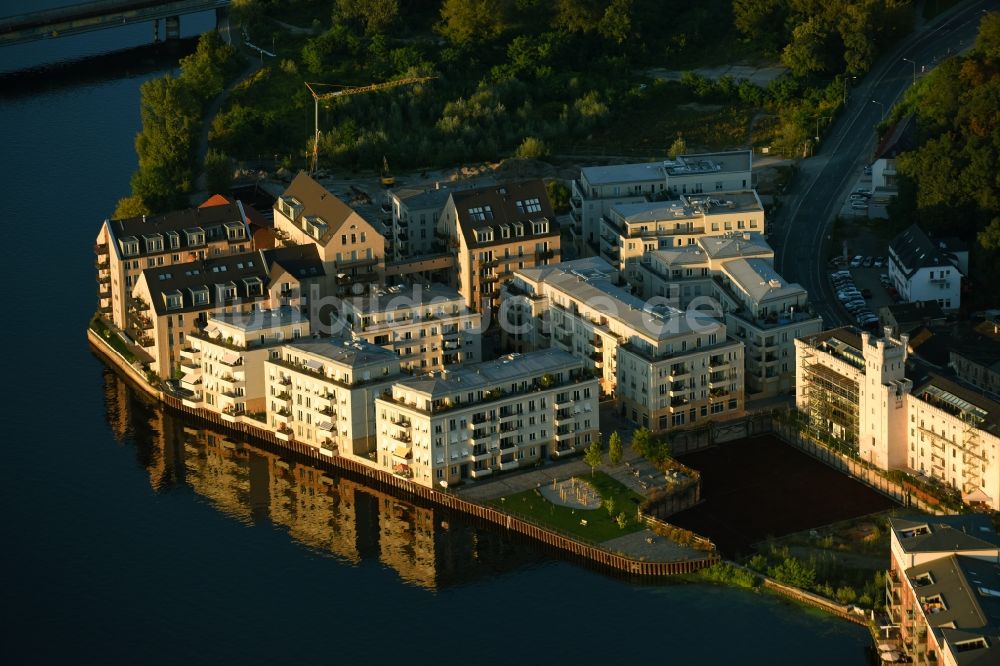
828 255 898 330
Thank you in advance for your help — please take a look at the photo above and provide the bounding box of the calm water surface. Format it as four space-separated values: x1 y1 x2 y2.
0 11 871 664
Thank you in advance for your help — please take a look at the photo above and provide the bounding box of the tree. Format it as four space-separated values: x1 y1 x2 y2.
733 0 787 53
515 136 549 159
781 16 838 77
615 512 628 529
203 149 233 196
598 0 633 45
112 195 150 219
437 0 511 46
608 431 623 465
583 441 603 476
631 427 654 457
667 134 687 159
336 0 400 35
603 497 616 517
545 180 570 213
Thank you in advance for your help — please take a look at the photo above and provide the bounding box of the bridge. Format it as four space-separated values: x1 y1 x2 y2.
0 0 230 47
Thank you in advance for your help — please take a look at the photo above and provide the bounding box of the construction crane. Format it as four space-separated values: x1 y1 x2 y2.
305 76 434 175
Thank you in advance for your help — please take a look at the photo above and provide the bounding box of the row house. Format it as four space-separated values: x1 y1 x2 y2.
374 350 599 487
273 171 385 297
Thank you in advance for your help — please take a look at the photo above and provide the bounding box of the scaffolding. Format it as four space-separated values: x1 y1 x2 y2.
915 390 988 495
799 345 861 447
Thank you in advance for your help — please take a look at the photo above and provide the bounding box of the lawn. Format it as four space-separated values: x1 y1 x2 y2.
488 471 646 543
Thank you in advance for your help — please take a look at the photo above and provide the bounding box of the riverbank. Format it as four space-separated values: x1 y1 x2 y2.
87 328 718 578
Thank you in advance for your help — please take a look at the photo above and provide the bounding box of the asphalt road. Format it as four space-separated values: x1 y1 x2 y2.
772 0 996 328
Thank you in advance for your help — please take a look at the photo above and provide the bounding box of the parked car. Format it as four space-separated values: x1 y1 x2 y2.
850 193 868 201
853 188 872 197
873 257 884 268
851 201 868 210
863 256 875 267
863 165 872 175
850 256 863 267
861 288 873 298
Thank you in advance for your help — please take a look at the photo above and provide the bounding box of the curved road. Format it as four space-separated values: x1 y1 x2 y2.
772 0 996 327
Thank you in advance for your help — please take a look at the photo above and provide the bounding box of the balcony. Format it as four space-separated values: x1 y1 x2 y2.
134 314 153 330
95 258 109 270
130 298 150 312
499 460 519 471
275 391 292 402
670 397 689 408
470 468 493 479
137 335 154 348
94 242 108 255
97 273 111 285
278 376 292 386
388 429 412 444
555 431 574 443
535 249 556 262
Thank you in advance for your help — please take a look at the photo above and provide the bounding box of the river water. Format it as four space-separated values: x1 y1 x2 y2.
0 9 871 664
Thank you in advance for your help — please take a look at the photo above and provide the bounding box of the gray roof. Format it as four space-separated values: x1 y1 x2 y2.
210 306 308 333
611 191 762 224
391 186 452 211
698 232 772 259
284 337 397 368
891 515 1000 554
890 224 966 278
348 283 464 313
580 161 665 187
516 257 723 341
722 258 806 303
107 202 249 257
393 349 583 398
661 150 752 177
903 554 1000 665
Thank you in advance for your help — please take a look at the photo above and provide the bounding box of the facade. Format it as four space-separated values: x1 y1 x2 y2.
95 202 252 330
387 186 452 260
636 233 821 396
870 113 915 192
503 257 745 433
879 300 947 337
338 283 481 372
437 180 560 316
886 514 1000 665
130 246 323 379
374 350 600 487
599 190 765 275
273 171 386 296
888 225 968 311
264 338 401 458
570 150 753 254
180 307 310 417
795 327 1000 509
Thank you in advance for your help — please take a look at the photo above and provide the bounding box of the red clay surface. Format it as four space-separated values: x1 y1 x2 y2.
669 435 898 557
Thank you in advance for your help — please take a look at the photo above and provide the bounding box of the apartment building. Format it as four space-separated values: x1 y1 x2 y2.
570 150 752 254
636 233 820 396
885 514 1000 665
273 171 385 296
179 307 311 417
795 327 1000 509
131 246 323 379
264 338 401 458
387 186 452 260
95 202 252 330
599 190 765 275
888 225 968 311
338 283 481 372
374 350 600 488
437 180 560 316
502 257 745 433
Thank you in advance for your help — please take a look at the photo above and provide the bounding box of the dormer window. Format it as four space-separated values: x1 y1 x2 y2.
531 220 549 235
217 281 237 301
304 215 327 240
475 228 493 243
279 196 302 219
242 276 263 296
143 234 164 253
164 290 183 310
225 222 246 241
500 224 511 239
189 286 209 306
121 236 139 257
185 227 206 247
514 222 524 237
167 231 180 249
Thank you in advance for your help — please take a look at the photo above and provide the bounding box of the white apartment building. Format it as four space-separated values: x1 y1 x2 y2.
795 327 1000 510
180 307 311 417
264 338 401 459
637 234 822 396
337 283 482 372
599 190 765 275
570 150 752 254
374 350 600 488
501 257 745 433
888 225 967 311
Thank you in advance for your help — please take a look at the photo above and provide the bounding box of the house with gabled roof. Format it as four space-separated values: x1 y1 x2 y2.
273 171 385 296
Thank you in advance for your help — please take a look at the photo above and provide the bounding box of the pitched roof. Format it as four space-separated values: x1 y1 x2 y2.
891 515 1000 554
903 554 1000 665
262 244 326 280
278 171 368 244
199 193 234 208
890 224 966 278
107 202 249 256
873 112 917 162
450 180 557 249
138 251 269 316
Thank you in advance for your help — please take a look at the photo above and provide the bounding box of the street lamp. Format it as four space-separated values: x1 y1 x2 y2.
815 115 830 142
871 99 885 122
843 75 857 105
902 57 916 85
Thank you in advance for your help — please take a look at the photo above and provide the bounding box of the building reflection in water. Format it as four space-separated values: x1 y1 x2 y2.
99 367 541 589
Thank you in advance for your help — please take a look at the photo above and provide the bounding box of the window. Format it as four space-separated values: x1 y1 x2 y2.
516 198 542 214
